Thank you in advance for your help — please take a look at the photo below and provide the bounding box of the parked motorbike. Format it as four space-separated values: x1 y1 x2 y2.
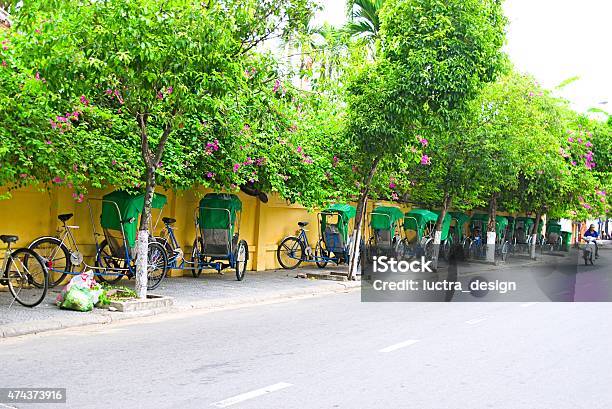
583 236 597 266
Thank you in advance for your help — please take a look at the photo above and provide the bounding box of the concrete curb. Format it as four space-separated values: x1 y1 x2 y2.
0 281 360 339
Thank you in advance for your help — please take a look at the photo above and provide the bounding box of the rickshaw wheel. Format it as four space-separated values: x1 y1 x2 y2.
235 240 248 281
95 239 125 284
147 241 168 290
315 239 328 269
190 238 204 278
276 237 304 270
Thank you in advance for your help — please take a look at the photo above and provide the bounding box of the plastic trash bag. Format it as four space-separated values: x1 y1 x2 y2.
59 286 94 312
56 270 101 307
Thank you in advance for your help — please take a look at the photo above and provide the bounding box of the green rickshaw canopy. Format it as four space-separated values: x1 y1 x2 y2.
321 204 356 242
469 213 509 237
431 210 452 241
370 206 404 231
403 209 438 240
547 219 562 234
198 193 242 236
101 190 168 248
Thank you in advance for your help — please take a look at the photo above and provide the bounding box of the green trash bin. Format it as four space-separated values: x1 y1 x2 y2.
561 231 572 252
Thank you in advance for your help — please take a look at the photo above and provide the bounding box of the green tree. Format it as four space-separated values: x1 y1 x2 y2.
344 0 507 277
10 0 316 297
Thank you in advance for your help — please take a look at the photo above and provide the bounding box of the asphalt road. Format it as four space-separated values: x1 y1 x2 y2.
1 251 611 409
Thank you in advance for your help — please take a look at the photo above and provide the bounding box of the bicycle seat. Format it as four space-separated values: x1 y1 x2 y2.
0 235 18 243
58 213 74 222
163 217 176 224
298 222 309 227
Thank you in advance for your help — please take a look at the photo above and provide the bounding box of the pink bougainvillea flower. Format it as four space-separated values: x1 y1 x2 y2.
156 92 164 100
568 137 574 142
420 155 431 165
583 203 591 210
73 164 78 172
256 158 265 166
273 79 281 93
52 176 63 184
111 160 117 165
389 182 396 189
571 161 577 166
585 141 593 147
45 140 52 145
410 146 417 153
1 60 6 67
419 137 428 146
577 138 583 143
391 192 399 201
206 172 214 178
289 124 297 132
79 95 90 106
105 89 113 95
19 173 27 179
597 190 606 196
233 163 241 172
296 146 303 153
35 71 41 80
167 86 173 94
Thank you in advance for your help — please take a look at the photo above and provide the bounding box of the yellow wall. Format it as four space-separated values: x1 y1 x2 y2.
0 186 417 276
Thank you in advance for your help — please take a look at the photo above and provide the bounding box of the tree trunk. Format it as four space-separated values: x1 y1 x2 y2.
530 211 542 259
135 167 156 299
135 114 172 299
432 192 452 270
348 156 381 280
486 195 497 262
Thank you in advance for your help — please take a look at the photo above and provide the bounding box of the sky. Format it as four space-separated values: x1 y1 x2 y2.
314 0 612 114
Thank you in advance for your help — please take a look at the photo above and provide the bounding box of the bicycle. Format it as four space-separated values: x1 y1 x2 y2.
1 234 48 307
28 213 83 287
29 211 168 290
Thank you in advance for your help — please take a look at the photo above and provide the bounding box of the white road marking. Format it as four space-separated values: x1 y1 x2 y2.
465 318 487 325
379 339 419 353
520 302 539 308
211 382 293 408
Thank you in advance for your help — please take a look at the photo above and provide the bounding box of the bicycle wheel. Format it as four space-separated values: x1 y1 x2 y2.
95 240 125 284
28 237 71 287
6 248 48 307
315 239 328 269
276 237 305 270
234 240 248 281
190 238 205 278
147 241 168 290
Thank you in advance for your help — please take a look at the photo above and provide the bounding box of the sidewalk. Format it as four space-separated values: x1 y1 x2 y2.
0 252 569 339
0 266 358 339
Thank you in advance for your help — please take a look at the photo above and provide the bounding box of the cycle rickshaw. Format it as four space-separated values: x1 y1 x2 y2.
542 219 563 253
167 193 249 280
94 190 169 290
366 206 404 260
465 213 510 260
449 211 470 252
513 216 535 253
397 209 439 262
276 203 357 269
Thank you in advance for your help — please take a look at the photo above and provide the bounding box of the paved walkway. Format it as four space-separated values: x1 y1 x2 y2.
0 248 592 338
0 266 357 338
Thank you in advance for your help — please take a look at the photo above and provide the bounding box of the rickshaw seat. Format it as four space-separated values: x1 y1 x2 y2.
202 228 231 257
298 222 309 227
324 224 345 253
104 228 130 258
375 229 392 249
162 217 176 225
